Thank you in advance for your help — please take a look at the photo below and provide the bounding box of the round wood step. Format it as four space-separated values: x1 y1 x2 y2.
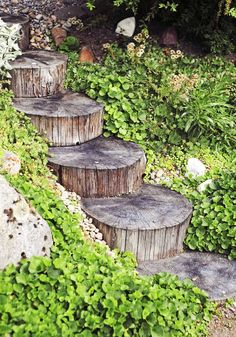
0 14 29 51
10 50 67 98
48 137 146 197
13 91 104 146
82 184 193 261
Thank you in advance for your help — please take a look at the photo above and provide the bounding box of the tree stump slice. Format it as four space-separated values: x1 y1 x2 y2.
48 137 146 197
13 91 104 146
0 14 29 51
82 184 193 261
10 51 67 98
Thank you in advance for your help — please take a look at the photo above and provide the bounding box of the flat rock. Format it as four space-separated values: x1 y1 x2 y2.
0 175 53 270
138 252 236 300
82 184 193 261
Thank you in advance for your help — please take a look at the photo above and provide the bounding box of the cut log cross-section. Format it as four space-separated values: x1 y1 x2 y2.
10 50 68 98
48 137 146 197
13 91 104 146
82 184 193 261
8 46 193 263
0 14 30 51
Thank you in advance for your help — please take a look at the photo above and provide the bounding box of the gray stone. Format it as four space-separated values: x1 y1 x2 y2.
0 175 53 270
1 151 21 175
186 157 206 177
197 179 213 193
159 26 178 47
138 252 236 300
115 17 136 37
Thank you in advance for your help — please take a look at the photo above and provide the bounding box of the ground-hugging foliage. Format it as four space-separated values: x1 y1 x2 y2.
185 171 236 258
145 145 236 259
65 43 236 259
0 89 215 336
157 166 236 259
66 45 236 149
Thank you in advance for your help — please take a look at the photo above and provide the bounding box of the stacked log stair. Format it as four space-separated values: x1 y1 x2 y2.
11 50 193 262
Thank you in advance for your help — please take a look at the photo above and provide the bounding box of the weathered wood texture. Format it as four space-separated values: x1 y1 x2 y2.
82 184 193 261
48 137 146 197
10 51 67 97
13 91 104 146
0 14 29 50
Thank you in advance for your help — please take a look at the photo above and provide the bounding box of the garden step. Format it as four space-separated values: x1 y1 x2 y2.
137 252 236 300
10 50 68 98
82 184 193 261
48 136 146 197
13 91 104 146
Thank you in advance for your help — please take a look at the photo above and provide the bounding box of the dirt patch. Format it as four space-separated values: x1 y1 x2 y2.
208 301 236 337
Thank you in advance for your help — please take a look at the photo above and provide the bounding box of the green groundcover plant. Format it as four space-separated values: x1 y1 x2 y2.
159 166 236 259
0 89 215 336
185 170 236 259
66 44 236 149
65 41 236 259
144 143 236 259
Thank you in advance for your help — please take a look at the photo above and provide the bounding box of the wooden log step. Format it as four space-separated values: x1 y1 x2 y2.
82 184 193 261
0 14 29 51
13 91 104 146
48 136 146 197
10 50 67 98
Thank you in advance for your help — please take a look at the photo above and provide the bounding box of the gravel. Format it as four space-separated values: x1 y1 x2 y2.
0 0 80 49
54 182 109 248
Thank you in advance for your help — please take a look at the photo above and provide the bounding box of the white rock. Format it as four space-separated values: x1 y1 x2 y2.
156 169 164 178
197 179 213 193
95 233 103 241
61 191 69 200
68 205 75 213
115 17 136 37
90 232 96 239
36 14 43 21
0 176 53 270
1 151 21 175
186 158 206 177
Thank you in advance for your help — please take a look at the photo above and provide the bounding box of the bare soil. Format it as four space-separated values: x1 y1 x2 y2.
208 301 236 337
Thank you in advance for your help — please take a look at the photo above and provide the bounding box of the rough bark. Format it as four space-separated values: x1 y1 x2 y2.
48 136 146 197
10 50 68 97
13 91 104 146
82 184 193 261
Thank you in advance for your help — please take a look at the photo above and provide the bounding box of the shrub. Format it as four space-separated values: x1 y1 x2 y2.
59 36 80 53
0 19 21 81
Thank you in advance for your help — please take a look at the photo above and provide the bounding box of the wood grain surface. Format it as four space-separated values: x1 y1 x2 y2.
82 184 193 261
48 136 146 197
